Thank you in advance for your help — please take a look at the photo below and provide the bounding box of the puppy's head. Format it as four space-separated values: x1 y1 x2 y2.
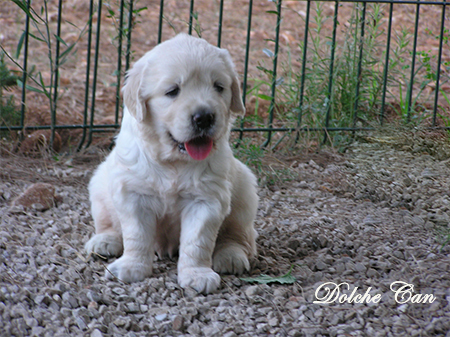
122 33 245 161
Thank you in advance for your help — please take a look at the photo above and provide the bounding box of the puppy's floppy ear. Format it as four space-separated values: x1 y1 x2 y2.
230 74 245 117
220 49 245 117
122 61 148 122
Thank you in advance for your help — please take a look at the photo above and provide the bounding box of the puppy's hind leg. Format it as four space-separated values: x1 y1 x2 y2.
213 163 258 275
213 216 257 275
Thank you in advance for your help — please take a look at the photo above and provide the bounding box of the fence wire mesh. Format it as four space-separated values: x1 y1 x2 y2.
0 0 449 151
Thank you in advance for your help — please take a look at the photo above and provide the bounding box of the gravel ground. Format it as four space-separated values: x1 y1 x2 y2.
1 135 450 337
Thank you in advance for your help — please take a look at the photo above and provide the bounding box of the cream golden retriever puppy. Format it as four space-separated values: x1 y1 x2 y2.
85 33 258 294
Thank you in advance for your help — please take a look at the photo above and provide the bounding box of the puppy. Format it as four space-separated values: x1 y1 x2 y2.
85 33 258 294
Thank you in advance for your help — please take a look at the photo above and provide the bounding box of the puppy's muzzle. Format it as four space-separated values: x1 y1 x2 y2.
192 108 215 133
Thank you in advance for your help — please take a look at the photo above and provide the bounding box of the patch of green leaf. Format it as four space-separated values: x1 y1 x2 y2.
240 266 296 285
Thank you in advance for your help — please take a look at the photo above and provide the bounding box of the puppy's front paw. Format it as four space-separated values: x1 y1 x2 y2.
106 256 152 283
178 267 221 294
213 245 250 275
85 233 123 258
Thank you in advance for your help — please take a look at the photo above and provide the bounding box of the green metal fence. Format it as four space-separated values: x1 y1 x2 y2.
0 0 449 151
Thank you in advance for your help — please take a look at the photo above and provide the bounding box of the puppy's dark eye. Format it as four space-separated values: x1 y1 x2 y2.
165 86 180 97
214 82 224 93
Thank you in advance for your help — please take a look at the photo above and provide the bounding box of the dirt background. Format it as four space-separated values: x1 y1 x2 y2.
1 0 450 150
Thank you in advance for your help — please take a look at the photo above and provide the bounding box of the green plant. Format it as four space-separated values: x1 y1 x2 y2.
249 3 390 141
232 137 299 186
388 25 450 124
240 265 296 285
0 52 20 136
1 0 89 143
247 2 450 149
105 0 148 69
297 3 387 129
233 138 266 176
436 222 450 253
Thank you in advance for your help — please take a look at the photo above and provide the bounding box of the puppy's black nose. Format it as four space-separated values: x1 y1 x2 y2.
192 109 215 131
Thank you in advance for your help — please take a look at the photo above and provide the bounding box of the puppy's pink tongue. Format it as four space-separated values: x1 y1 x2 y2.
185 136 213 160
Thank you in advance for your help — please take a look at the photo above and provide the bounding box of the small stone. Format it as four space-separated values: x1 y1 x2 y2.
223 332 238 337
75 316 87 331
397 304 408 313
268 317 279 326
202 326 221 337
88 301 98 310
363 215 380 226
273 288 287 298
429 301 440 312
345 311 357 321
112 287 125 295
34 294 52 306
26 236 36 246
11 183 57 211
155 314 167 321
31 326 45 336
19 130 62 154
87 290 102 303
336 262 345 273
91 329 103 337
172 315 184 331
62 292 79 308
187 321 201 335
25 318 38 328
231 277 242 287
403 177 412 187
421 168 437 178
345 224 354 234
245 285 261 297
355 263 367 273
315 260 328 271
113 317 127 327
53 284 67 294
285 297 303 309
183 287 198 299
318 234 328 247
366 268 380 278
31 203 45 211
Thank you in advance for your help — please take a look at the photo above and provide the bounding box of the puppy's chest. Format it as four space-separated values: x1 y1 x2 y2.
127 162 230 214
142 168 210 201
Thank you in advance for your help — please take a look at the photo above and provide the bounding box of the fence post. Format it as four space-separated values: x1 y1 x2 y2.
50 0 63 150
19 0 31 141
77 0 95 151
295 0 311 143
85 0 103 148
158 0 164 44
406 0 421 123
125 0 134 72
188 0 195 35
217 0 224 47
432 0 447 127
352 2 367 130
323 1 339 144
114 0 126 127
261 0 282 148
237 0 254 147
380 2 394 125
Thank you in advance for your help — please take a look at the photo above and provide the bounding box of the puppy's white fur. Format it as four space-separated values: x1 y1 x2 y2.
85 34 258 294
